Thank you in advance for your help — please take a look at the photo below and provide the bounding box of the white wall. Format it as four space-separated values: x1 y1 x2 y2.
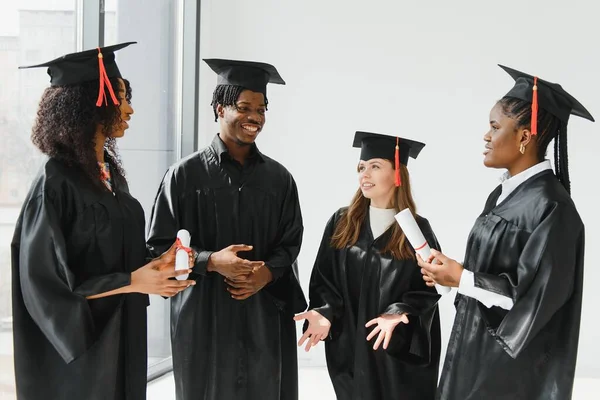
197 0 600 377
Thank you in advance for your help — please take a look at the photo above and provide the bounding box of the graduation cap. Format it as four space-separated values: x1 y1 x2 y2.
500 64 595 134
19 41 136 107
203 58 285 96
353 131 425 186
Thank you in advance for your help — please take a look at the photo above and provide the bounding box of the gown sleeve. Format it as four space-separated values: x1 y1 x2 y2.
263 175 303 281
472 202 584 358
147 168 213 275
305 212 345 339
382 216 441 363
16 190 129 364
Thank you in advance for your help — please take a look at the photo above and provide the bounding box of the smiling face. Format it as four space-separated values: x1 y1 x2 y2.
357 158 396 208
217 89 266 146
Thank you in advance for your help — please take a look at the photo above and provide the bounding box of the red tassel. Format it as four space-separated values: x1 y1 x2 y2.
395 137 401 187
176 237 192 254
96 48 119 107
531 76 538 135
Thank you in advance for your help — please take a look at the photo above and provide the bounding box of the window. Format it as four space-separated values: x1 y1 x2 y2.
104 0 183 379
0 1 191 393
0 0 77 397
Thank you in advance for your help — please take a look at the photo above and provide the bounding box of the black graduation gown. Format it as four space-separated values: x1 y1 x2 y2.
307 208 441 400
438 170 585 400
146 135 307 400
11 158 149 400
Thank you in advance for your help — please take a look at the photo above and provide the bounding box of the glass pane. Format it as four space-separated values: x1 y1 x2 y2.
104 0 175 374
0 0 77 398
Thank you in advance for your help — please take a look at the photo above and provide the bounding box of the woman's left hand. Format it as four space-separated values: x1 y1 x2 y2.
417 249 464 287
365 313 409 350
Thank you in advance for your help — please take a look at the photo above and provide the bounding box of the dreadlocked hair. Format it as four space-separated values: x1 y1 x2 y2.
496 97 570 194
210 84 268 121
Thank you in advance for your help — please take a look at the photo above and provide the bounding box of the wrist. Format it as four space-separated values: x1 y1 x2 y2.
263 265 273 283
207 253 217 272
451 270 462 287
126 272 137 293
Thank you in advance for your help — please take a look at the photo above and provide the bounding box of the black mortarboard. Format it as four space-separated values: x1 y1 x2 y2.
500 64 595 134
203 58 285 97
19 42 136 106
353 131 426 186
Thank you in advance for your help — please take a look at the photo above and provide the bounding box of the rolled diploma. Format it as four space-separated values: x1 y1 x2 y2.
175 229 191 280
394 209 451 295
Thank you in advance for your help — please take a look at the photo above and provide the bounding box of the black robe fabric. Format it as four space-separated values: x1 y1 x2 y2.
438 170 585 400
146 135 307 400
307 208 441 400
11 157 149 400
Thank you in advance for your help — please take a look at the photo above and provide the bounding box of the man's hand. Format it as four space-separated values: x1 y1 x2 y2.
207 244 264 280
225 264 273 300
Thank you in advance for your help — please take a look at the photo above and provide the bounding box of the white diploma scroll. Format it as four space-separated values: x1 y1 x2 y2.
394 209 451 295
175 229 191 280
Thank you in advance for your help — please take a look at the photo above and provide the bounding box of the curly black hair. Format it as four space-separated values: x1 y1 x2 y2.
210 84 268 122
31 78 132 190
497 97 571 194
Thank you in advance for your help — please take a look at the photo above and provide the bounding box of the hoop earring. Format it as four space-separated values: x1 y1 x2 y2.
519 143 526 154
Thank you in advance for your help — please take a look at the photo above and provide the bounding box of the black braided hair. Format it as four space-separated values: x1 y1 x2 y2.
554 121 570 193
210 84 268 121
496 97 570 193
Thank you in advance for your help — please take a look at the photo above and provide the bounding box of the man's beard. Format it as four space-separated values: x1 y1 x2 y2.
234 136 253 147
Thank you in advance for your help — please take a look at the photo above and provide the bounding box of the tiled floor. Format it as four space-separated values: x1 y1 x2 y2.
148 367 599 399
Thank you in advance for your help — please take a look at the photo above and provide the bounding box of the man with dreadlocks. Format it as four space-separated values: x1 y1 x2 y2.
147 59 306 400
417 64 594 400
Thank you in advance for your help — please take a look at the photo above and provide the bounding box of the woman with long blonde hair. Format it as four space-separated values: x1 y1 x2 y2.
294 132 441 400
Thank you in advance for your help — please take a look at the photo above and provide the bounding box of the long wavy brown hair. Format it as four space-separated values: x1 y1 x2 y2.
331 163 417 260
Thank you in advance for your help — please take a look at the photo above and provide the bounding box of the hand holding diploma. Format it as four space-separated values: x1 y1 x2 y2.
394 209 451 294
416 249 464 288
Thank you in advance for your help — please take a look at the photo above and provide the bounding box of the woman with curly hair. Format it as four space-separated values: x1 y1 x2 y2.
11 42 196 400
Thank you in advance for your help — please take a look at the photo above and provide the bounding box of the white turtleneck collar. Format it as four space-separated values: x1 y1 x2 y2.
369 206 396 239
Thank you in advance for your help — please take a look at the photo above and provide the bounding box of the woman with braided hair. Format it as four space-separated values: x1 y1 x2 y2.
418 65 594 399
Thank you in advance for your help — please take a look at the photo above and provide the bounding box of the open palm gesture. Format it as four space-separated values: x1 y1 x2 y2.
365 313 409 350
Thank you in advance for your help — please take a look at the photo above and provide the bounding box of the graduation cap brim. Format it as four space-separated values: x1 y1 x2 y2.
203 58 285 95
500 64 595 123
352 131 425 166
19 42 136 86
